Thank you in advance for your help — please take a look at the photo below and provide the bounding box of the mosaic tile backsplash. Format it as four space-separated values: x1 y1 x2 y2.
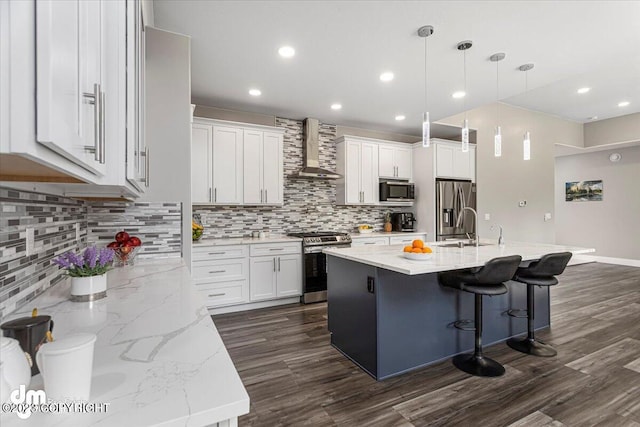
86 202 182 259
0 187 182 319
0 188 87 319
193 117 413 237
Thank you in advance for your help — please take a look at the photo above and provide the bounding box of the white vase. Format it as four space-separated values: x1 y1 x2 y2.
70 274 107 302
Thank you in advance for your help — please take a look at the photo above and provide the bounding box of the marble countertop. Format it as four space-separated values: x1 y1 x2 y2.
350 231 427 238
323 240 595 275
0 259 249 427
193 234 302 246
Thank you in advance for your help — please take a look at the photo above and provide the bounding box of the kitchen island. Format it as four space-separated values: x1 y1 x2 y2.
323 241 594 380
0 259 248 427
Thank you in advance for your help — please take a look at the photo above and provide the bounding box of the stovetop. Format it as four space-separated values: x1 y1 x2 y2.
287 231 351 246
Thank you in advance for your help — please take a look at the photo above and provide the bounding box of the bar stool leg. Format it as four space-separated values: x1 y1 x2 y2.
507 284 557 357
452 294 506 377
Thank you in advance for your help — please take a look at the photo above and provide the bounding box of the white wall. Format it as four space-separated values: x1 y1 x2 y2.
584 113 640 147
555 146 640 260
142 27 192 268
438 102 583 244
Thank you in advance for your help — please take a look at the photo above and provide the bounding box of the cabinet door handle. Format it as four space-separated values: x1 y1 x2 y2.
99 90 106 164
208 252 226 255
209 188 212 202
144 147 150 187
265 189 268 203
277 257 280 271
364 242 376 245
260 189 263 203
208 293 225 297
269 248 284 251
214 188 217 202
273 258 276 272
209 270 226 274
82 83 100 161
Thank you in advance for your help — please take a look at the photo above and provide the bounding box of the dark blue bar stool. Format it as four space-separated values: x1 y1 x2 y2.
507 252 573 357
439 255 522 377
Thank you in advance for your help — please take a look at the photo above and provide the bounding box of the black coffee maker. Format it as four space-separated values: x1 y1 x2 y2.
1 315 53 376
390 212 416 232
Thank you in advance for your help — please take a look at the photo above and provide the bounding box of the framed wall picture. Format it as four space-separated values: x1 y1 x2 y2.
565 180 603 202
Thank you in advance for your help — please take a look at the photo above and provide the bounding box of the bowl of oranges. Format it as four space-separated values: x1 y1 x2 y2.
402 239 433 260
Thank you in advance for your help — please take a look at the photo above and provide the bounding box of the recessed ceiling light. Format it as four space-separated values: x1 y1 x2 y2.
618 101 630 107
395 115 406 121
278 46 295 58
330 103 342 110
452 91 466 99
577 87 590 94
248 89 261 96
379 72 394 82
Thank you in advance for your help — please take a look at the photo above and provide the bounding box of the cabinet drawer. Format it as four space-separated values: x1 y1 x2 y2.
350 237 389 246
389 234 428 245
192 258 249 281
192 245 248 261
195 280 248 307
250 242 301 257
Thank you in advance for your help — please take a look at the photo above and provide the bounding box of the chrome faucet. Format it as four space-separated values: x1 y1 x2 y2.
497 225 504 246
456 207 478 247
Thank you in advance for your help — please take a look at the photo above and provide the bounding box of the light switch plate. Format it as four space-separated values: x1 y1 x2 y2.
544 213 552 221
518 200 527 207
484 213 491 221
26 228 35 256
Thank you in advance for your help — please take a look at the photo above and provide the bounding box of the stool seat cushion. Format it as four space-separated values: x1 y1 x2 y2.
439 271 509 295
438 255 522 296
513 273 558 287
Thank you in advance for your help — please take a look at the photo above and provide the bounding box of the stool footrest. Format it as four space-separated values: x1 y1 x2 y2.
453 319 475 331
507 308 528 318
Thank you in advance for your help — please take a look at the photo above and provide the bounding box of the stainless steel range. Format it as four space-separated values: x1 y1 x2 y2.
287 231 351 303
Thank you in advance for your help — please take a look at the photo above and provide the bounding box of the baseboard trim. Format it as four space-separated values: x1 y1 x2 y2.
572 255 640 268
208 297 301 315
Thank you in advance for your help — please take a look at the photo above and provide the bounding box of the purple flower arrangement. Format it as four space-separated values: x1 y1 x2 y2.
53 246 115 277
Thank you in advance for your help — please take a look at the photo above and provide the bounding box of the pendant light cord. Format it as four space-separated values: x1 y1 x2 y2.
496 60 499 123
463 48 467 118
424 37 427 112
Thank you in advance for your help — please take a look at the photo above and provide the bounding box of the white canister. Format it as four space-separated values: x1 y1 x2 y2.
0 337 31 401
70 274 107 302
36 333 97 402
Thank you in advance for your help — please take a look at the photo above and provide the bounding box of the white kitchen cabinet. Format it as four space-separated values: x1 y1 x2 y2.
249 242 302 302
191 124 212 203
434 140 476 182
192 245 250 308
350 237 389 246
350 232 429 247
336 137 379 205
379 144 412 180
388 233 428 245
243 130 283 205
36 0 107 176
212 125 244 204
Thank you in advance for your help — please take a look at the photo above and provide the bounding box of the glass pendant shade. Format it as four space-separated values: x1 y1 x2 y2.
494 126 502 157
461 119 469 152
523 131 531 161
422 112 431 147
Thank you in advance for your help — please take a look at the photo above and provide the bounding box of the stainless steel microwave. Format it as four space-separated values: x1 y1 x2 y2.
379 181 415 202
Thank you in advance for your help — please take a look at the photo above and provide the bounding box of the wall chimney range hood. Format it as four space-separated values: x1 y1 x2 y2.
297 118 341 179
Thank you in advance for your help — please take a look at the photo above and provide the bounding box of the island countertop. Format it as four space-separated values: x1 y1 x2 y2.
323 240 595 275
0 259 249 427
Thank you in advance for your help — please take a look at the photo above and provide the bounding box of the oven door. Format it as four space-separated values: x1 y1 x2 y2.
302 244 350 303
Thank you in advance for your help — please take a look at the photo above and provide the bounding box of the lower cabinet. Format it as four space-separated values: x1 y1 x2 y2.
350 237 389 247
350 233 429 247
193 241 302 309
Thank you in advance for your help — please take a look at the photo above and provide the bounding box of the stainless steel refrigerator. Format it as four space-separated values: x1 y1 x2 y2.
436 178 477 241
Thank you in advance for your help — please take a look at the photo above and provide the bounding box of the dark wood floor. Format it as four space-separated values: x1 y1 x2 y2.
213 263 640 426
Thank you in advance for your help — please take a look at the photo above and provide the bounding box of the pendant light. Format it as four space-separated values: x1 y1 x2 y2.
418 25 434 148
519 63 534 160
490 53 506 157
457 40 473 152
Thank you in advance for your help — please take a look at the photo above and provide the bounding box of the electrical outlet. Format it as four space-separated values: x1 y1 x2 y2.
544 213 552 221
518 200 527 207
75 223 81 242
484 213 491 221
26 228 35 256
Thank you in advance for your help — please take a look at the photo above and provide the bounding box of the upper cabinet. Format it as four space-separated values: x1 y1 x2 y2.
378 144 412 180
434 139 476 182
336 136 380 205
0 0 150 199
336 136 413 206
35 0 107 176
191 118 284 206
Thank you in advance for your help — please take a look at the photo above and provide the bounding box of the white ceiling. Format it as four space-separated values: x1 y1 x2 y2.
154 1 640 134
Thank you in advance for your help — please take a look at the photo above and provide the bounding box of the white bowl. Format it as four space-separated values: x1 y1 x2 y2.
403 252 433 260
358 229 373 234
